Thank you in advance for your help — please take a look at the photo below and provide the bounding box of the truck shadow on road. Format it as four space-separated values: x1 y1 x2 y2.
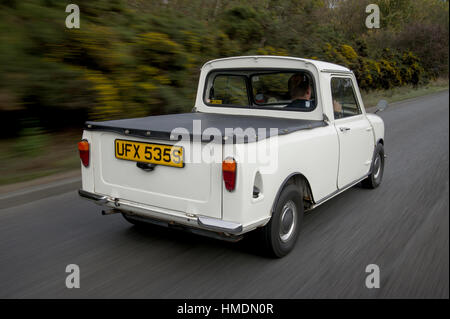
117 184 373 260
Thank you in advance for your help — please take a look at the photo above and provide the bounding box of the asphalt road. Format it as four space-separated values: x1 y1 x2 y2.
0 91 448 298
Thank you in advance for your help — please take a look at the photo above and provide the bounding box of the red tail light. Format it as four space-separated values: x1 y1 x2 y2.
222 157 237 191
78 140 90 167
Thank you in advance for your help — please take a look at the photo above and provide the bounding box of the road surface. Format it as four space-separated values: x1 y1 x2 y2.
0 91 448 298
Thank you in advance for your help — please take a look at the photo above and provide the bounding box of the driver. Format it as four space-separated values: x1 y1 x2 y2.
286 72 344 116
285 73 313 109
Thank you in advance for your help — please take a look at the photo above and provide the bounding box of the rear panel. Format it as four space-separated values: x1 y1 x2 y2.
90 131 222 218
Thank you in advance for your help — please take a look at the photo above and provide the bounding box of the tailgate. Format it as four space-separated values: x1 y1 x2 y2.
91 131 222 219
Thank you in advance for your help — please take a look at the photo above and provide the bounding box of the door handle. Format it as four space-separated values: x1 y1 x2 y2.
366 127 373 131
339 127 351 132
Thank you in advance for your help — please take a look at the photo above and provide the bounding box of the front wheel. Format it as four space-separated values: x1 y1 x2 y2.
261 184 304 258
362 143 385 189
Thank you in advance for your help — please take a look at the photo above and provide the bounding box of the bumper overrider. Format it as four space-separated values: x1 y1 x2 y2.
78 189 244 241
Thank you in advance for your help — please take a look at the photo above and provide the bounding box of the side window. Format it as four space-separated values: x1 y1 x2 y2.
207 75 248 106
331 77 361 119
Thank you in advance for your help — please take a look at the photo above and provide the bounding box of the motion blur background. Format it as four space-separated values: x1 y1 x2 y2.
0 0 448 186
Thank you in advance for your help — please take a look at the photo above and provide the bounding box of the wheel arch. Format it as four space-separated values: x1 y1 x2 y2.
271 172 315 215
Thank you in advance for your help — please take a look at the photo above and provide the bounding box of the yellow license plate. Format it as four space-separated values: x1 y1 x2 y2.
115 139 184 168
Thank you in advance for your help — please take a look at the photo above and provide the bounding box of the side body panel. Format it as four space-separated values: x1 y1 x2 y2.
366 113 385 144
222 125 339 231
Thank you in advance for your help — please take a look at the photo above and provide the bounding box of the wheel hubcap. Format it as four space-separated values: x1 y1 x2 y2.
279 200 297 242
373 154 382 180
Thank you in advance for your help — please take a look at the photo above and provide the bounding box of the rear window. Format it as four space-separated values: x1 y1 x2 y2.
251 73 293 105
204 70 316 111
208 75 249 106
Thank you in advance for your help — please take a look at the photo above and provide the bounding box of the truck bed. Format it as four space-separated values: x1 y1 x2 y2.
85 112 326 143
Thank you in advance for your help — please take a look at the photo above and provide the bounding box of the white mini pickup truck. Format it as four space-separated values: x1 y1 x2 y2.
78 56 386 257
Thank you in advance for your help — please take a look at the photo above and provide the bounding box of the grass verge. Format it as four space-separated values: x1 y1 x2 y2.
0 131 80 186
361 78 449 108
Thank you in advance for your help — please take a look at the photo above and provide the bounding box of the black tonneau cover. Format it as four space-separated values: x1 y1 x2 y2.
85 112 326 143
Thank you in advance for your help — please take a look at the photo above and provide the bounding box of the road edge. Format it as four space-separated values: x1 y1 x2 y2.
0 176 81 209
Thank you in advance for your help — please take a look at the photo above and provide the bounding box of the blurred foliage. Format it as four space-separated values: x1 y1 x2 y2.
12 127 50 157
0 0 448 138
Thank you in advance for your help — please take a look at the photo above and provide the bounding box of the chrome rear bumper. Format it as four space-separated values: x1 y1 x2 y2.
78 189 243 235
78 189 108 204
197 216 242 234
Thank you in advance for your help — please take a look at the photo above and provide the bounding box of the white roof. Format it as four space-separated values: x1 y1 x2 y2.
202 55 351 73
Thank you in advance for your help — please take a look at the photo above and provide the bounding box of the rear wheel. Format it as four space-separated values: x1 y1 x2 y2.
362 143 385 189
261 184 304 258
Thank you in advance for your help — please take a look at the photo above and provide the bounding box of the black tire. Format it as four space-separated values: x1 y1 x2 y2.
362 143 385 189
261 184 304 258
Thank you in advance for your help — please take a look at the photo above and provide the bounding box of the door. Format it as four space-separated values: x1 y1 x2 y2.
331 77 375 188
